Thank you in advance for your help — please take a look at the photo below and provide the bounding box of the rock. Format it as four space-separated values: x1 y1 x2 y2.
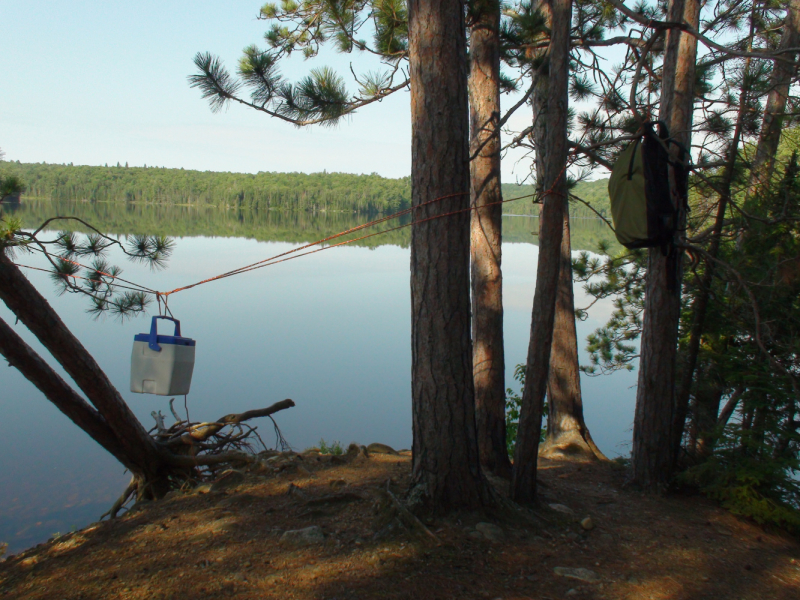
476 522 505 542
367 443 399 455
233 573 247 582
553 567 600 582
346 443 369 461
549 503 575 516
468 530 484 540
580 517 594 531
211 470 245 491
280 526 325 546
566 588 579 596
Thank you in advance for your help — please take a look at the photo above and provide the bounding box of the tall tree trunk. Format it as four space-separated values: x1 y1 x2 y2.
0 253 171 496
528 60 604 461
468 0 511 478
511 0 572 504
631 0 699 491
542 208 608 460
749 0 800 191
408 0 492 512
674 47 752 461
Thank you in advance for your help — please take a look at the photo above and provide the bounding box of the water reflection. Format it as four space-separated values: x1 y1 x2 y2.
0 200 634 554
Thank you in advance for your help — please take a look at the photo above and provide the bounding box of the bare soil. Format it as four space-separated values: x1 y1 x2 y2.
1 451 798 600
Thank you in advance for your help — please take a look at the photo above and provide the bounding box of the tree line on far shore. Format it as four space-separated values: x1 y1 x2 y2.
1 161 611 219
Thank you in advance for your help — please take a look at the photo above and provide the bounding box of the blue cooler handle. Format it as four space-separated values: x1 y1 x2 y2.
148 316 181 352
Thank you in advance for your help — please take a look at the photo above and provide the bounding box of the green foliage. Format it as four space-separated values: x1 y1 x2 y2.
505 364 547 459
4 161 412 215
318 438 344 455
0 169 25 202
680 442 800 535
193 1 410 127
572 247 645 375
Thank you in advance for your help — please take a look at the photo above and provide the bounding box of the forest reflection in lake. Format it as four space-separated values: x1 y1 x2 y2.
0 200 634 553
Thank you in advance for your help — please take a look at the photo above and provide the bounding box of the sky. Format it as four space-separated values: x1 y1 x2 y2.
0 1 537 182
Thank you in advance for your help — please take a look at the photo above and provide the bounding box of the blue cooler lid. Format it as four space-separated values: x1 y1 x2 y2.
136 316 196 352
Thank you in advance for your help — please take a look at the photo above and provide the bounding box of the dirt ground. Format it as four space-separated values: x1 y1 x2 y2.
0 449 798 600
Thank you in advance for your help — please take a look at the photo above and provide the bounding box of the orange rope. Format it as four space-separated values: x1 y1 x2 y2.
159 158 573 298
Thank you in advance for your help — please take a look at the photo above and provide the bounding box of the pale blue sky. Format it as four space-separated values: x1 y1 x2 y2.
1 1 536 180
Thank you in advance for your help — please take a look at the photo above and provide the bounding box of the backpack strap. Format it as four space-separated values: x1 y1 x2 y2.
627 138 641 181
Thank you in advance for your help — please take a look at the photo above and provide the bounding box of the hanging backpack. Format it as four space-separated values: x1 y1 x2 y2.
608 121 687 250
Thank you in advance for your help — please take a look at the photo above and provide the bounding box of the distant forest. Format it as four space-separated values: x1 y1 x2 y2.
2 162 611 219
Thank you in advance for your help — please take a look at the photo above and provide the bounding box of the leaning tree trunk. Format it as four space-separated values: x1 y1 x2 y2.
631 0 699 491
528 40 604 462
407 0 492 512
749 0 800 192
468 0 511 478
0 252 172 496
0 316 134 471
542 208 607 460
511 0 572 504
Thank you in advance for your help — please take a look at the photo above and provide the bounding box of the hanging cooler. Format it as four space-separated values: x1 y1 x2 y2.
130 316 196 396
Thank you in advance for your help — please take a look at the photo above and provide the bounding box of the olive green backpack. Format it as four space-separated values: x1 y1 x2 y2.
608 121 687 250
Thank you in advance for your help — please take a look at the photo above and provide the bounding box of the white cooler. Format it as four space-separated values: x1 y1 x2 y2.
130 316 196 396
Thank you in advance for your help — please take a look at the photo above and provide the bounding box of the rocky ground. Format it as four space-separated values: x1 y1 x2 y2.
0 444 798 600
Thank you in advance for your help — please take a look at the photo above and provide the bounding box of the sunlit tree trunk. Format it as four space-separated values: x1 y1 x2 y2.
511 0 572 504
749 0 800 191
542 208 607 460
528 56 604 461
468 0 511 478
408 0 492 512
632 0 699 491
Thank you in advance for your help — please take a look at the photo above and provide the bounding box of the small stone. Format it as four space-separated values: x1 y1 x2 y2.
566 589 579 597
553 567 600 583
233 573 247 582
580 517 594 531
280 526 325 546
367 443 399 455
476 522 505 542
549 503 575 515
626 575 639 584
468 530 484 540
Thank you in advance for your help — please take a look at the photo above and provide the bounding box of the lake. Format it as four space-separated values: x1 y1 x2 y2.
0 199 637 554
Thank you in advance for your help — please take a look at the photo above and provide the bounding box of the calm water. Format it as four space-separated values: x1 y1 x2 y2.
0 200 636 553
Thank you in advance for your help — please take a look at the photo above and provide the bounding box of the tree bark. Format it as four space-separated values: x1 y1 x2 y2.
511 0 572 504
542 208 608 460
468 0 511 478
407 0 491 512
749 0 800 192
631 0 699 491
0 316 134 470
0 252 171 495
528 58 604 462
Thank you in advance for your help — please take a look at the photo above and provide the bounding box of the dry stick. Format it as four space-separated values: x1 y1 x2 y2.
383 480 441 545
101 476 137 520
162 399 296 446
